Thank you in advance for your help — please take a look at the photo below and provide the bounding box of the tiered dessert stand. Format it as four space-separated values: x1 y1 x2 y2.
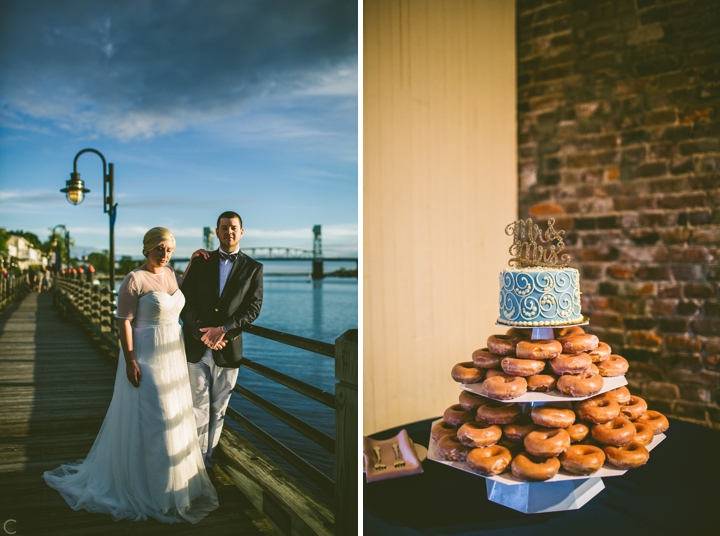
427 323 666 514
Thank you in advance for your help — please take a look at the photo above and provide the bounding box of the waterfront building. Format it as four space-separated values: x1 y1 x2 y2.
3 233 46 270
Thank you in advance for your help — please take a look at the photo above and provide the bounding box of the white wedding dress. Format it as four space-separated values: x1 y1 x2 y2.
43 268 219 523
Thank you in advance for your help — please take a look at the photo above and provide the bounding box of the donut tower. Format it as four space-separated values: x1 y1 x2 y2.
429 219 670 504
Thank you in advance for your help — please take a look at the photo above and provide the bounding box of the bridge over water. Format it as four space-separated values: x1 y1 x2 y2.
171 247 358 278
177 225 357 279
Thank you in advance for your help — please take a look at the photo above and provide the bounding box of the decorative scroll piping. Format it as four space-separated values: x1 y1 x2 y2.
498 269 583 326
505 217 570 268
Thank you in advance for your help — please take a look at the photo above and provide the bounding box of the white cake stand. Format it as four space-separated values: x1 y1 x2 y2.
429 320 661 514
485 477 604 513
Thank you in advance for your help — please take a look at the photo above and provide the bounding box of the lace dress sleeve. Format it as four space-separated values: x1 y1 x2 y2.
116 272 140 320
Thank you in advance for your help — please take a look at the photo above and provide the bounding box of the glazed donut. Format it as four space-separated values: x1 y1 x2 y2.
603 386 631 405
575 397 620 424
487 334 520 356
482 375 527 400
506 328 531 340
530 405 576 428
451 362 485 384
503 421 538 441
515 339 563 360
476 402 522 425
459 390 490 412
632 422 655 446
556 372 604 397
431 420 458 441
472 348 503 369
587 363 600 375
558 333 599 353
591 416 636 446
566 423 590 443
511 452 560 481
527 374 557 392
457 421 502 448
466 445 513 476
443 404 474 427
554 326 585 338
550 353 592 375
587 342 612 363
603 441 649 469
486 369 513 379
436 434 472 461
559 445 605 475
524 427 571 457
636 410 670 434
597 355 629 377
502 357 546 377
497 437 525 456
620 396 648 421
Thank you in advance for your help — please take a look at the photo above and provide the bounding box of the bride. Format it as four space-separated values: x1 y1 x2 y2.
43 227 219 524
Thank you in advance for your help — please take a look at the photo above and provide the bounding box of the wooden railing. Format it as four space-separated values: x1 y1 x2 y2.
224 324 358 536
0 276 30 312
52 275 357 535
54 276 119 354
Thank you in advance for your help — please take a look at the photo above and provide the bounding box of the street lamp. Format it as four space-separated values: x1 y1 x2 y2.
60 175 89 205
50 224 68 273
60 148 117 290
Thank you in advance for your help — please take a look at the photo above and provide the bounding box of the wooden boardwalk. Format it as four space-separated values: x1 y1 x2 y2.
0 292 276 535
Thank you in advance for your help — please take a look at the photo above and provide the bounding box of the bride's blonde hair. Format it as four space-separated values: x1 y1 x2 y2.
142 227 175 257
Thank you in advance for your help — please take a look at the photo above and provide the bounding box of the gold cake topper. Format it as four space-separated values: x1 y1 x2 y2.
505 217 570 268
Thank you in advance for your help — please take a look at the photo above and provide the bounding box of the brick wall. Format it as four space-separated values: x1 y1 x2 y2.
516 0 720 428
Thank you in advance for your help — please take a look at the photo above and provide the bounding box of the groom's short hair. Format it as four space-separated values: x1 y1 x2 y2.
217 211 243 229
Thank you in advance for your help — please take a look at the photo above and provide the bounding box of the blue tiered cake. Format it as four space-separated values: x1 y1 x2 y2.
497 218 584 327
498 267 583 326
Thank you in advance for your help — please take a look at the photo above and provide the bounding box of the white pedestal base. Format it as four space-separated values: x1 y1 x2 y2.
486 477 605 514
530 326 555 340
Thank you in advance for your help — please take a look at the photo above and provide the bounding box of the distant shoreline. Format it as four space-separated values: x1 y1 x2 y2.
95 271 358 279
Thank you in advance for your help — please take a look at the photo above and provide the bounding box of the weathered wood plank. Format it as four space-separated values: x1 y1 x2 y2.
334 329 358 536
218 424 333 536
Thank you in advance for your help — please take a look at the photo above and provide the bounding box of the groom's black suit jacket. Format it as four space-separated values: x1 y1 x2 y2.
180 250 263 368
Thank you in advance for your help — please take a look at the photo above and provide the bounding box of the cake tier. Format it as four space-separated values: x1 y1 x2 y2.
462 375 627 403
427 418 667 486
498 267 583 326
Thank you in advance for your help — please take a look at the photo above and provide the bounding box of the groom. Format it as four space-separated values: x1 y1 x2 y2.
181 211 263 479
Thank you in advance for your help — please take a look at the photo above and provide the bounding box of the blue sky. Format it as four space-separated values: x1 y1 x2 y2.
0 0 358 260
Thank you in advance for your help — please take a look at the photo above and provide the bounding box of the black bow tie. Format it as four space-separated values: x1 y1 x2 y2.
219 251 238 263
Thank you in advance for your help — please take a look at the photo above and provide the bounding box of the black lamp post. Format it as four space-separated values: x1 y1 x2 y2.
60 149 117 290
64 230 70 272
50 224 68 273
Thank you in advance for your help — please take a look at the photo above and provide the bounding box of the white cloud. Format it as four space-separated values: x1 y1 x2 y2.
0 1 357 141
295 63 358 97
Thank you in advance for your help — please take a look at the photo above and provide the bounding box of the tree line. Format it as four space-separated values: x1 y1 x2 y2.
1 228 142 275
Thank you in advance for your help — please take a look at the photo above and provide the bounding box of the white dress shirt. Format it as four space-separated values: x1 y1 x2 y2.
201 247 239 360
218 247 239 296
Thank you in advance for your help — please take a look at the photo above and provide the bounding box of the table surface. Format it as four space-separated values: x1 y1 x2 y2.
364 417 720 536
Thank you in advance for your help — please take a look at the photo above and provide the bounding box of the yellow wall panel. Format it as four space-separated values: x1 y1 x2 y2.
364 0 517 433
